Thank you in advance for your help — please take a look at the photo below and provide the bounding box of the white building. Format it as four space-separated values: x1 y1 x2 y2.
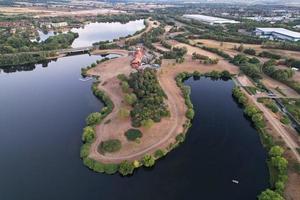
254 28 300 42
183 14 240 25
51 22 68 28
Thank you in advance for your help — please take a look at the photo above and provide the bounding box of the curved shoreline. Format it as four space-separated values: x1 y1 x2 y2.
80 49 239 174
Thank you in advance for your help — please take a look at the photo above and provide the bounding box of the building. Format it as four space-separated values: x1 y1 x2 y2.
254 28 300 42
183 14 239 25
131 47 144 69
51 22 68 28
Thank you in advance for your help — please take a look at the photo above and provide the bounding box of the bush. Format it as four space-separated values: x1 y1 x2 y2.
176 133 185 143
104 163 119 174
141 119 154 129
124 93 137 105
80 143 90 158
118 107 130 118
258 189 283 200
99 139 122 153
119 161 134 176
82 126 95 142
93 162 105 173
280 115 290 125
244 48 256 55
154 149 166 158
186 108 195 119
142 155 155 167
86 112 102 126
125 129 143 141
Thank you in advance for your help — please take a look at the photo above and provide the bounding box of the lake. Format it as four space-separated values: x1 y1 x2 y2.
71 20 145 48
0 59 269 200
36 19 145 48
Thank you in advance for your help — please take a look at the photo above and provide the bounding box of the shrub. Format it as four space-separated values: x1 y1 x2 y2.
83 157 94 169
269 146 284 157
176 133 185 143
258 189 283 200
124 93 137 105
104 163 119 174
125 129 142 141
80 143 90 158
141 119 154 129
118 107 130 118
154 149 166 158
280 115 290 125
82 126 95 142
86 112 102 126
119 161 134 176
93 162 105 173
186 108 195 119
244 48 256 55
100 139 122 153
142 155 155 167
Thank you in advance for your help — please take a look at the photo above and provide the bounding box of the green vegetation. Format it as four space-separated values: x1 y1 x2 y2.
285 58 300 69
280 115 290 125
201 46 232 60
275 87 286 97
281 98 300 123
163 47 187 62
118 107 130 118
99 139 122 153
243 86 257 95
232 87 287 199
86 112 102 126
262 40 300 52
259 51 281 60
154 149 166 159
192 52 219 64
119 161 134 176
257 98 279 113
142 155 155 167
125 129 143 141
126 68 170 127
82 126 95 143
243 48 256 56
0 51 55 67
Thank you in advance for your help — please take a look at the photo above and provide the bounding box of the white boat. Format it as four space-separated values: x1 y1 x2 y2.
232 180 239 184
79 77 93 82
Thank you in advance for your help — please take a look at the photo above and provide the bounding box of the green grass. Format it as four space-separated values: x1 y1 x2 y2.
275 87 286 97
243 86 257 95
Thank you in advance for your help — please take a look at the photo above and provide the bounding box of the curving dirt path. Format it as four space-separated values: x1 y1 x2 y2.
87 48 238 164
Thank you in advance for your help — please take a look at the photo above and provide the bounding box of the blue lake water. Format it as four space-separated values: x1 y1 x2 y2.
0 59 269 200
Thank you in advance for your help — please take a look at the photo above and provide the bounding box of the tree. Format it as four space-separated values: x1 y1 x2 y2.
258 189 283 200
244 105 259 117
82 126 95 142
141 119 154 129
271 156 288 173
121 81 130 93
269 146 284 157
142 155 155 167
118 107 130 118
99 139 122 153
124 93 137 105
186 109 195 119
244 48 256 55
86 112 102 126
119 161 134 176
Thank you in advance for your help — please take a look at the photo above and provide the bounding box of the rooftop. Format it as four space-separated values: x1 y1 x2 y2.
183 14 239 24
256 28 300 38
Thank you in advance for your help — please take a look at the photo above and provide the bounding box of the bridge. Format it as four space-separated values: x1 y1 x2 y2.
58 46 94 55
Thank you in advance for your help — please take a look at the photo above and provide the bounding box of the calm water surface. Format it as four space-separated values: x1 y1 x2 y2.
0 61 269 199
36 20 145 47
71 20 145 48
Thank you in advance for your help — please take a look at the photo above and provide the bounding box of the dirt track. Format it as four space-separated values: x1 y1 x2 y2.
87 47 238 164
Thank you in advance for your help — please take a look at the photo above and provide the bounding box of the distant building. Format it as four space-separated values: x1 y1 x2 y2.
183 14 239 25
254 28 300 42
51 22 68 28
131 47 144 69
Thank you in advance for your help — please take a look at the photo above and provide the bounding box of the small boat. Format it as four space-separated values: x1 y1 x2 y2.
232 180 239 184
79 77 93 82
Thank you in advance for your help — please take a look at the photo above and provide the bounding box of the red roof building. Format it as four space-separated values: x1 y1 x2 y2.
131 47 144 69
